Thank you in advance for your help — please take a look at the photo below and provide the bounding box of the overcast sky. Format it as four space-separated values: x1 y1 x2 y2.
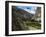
17 6 37 14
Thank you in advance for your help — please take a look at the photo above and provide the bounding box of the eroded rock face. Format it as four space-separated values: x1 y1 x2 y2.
32 7 41 22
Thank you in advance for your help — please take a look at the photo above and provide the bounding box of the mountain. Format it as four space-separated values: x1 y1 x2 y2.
32 7 41 22
12 6 34 20
12 6 34 31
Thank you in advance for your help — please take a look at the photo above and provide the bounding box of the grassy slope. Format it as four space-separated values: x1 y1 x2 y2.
24 21 41 29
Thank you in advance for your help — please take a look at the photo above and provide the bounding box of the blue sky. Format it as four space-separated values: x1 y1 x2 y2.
16 6 37 14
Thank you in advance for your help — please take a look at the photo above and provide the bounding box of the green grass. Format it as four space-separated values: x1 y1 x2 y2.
24 21 41 29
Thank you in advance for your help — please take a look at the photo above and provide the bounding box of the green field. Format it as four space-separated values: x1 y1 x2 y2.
23 21 41 30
